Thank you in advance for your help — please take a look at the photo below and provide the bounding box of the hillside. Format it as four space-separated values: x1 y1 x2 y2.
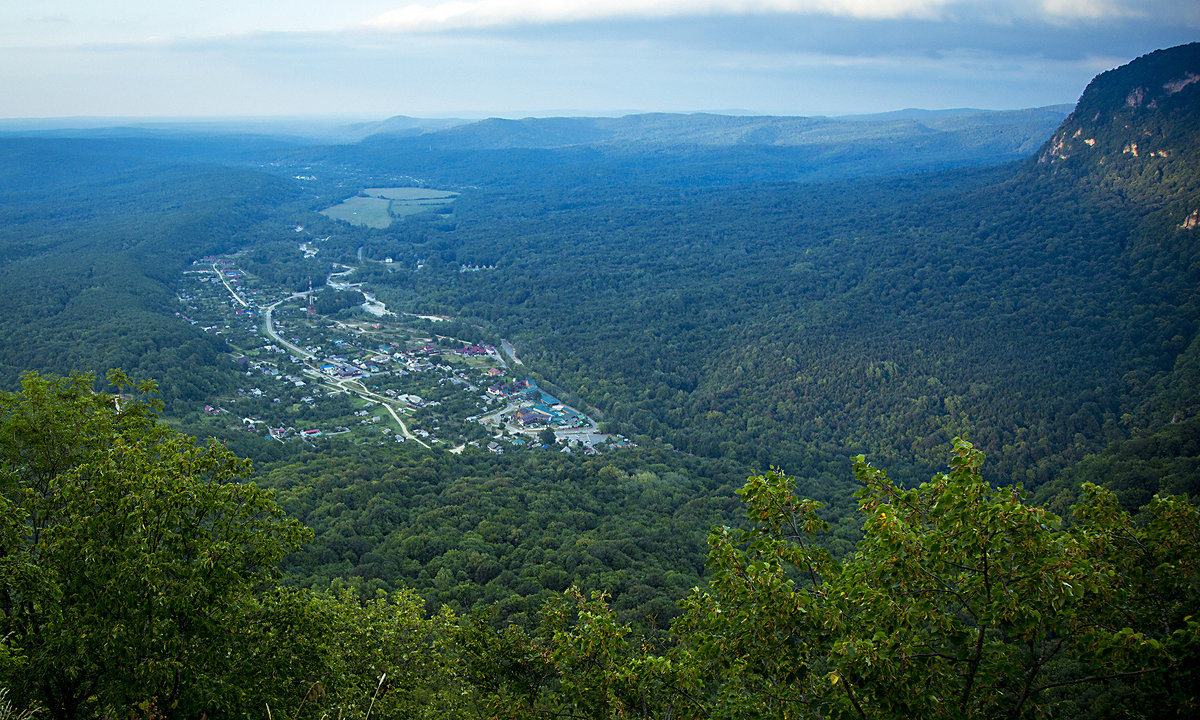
1030 42 1200 435
373 107 1068 151
340 106 1070 185
331 44 1199 491
1038 43 1200 184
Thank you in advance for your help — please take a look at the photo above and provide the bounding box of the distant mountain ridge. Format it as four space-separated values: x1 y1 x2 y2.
364 107 1072 154
341 106 1073 184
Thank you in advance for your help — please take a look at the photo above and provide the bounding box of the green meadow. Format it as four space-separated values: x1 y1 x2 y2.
322 187 457 227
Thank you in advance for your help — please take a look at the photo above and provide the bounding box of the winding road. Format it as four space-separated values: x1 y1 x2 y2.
261 293 312 358
212 264 428 448
330 377 429 448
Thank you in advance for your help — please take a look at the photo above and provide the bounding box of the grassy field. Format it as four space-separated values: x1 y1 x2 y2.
319 196 393 229
321 187 457 227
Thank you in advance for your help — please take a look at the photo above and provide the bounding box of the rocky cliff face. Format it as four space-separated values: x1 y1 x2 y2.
1036 43 1199 185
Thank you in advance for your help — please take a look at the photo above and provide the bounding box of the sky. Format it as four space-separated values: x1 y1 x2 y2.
0 1 1197 120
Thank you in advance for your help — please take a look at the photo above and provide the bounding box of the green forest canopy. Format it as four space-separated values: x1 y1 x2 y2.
1 373 1196 719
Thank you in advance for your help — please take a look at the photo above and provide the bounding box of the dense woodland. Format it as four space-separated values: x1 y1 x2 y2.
0 43 1198 718
1 373 1196 719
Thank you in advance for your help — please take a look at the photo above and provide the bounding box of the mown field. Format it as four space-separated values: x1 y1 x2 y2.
322 187 458 227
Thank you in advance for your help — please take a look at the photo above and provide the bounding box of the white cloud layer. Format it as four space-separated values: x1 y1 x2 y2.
365 0 951 31
363 0 1190 32
0 0 1194 118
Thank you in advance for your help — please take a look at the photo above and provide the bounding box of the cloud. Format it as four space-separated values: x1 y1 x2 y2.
363 0 956 32
1039 0 1136 21
362 0 1196 33
2 0 1193 119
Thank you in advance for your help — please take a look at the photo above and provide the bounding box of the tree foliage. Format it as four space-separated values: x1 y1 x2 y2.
0 371 308 719
1 374 1197 719
412 440 1200 719
666 439 1200 719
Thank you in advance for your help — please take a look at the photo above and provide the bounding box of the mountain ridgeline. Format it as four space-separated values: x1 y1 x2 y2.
1038 43 1200 187
1014 41 1200 425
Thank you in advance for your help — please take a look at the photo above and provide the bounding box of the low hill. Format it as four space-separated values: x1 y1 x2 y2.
348 107 1070 183
369 108 1069 151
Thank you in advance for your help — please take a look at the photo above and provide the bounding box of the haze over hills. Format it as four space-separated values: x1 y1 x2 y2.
0 105 1072 169
357 106 1072 150
341 107 1073 183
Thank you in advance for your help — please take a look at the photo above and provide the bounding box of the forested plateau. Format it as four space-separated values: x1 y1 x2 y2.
0 43 1198 719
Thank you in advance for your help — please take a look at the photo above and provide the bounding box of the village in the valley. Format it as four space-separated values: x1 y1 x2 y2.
174 242 628 455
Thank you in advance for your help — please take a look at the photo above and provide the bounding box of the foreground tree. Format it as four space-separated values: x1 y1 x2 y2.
0 372 309 719
223 587 467 720
450 439 1199 719
668 439 1200 719
2 372 1194 719
454 587 687 719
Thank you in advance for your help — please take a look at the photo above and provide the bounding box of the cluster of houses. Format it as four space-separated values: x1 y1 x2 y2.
490 381 590 430
454 344 492 357
239 356 308 387
305 341 500 382
185 255 622 452
320 362 364 378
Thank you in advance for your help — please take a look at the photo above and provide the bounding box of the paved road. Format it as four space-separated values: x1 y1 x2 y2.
555 426 610 445
213 263 249 307
208 260 570 453
476 401 528 426
333 377 430 448
261 294 313 359
212 273 428 448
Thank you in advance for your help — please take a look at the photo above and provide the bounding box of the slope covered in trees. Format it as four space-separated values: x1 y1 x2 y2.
2 375 1196 719
0 138 306 410
325 45 1200 491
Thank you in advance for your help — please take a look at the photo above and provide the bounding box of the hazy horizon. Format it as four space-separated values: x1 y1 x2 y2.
0 103 1081 127
2 1 1197 120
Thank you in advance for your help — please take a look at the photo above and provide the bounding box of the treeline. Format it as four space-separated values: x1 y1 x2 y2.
256 440 793 630
2 373 1196 719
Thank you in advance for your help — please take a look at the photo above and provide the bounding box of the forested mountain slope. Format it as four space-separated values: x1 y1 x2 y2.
0 136 331 411
1027 43 1200 510
341 43 1199 489
370 106 1068 157
322 106 1069 186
